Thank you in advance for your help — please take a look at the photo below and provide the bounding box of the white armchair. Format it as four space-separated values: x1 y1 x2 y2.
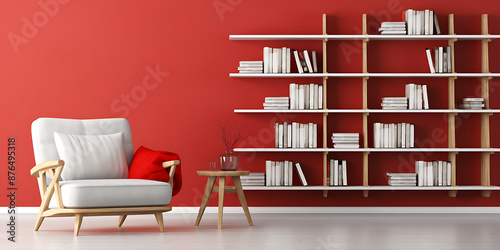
30 118 179 236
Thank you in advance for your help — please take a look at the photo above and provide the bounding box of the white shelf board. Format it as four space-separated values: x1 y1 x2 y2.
230 73 500 78
234 109 500 114
234 148 500 153
242 185 500 191
229 34 500 40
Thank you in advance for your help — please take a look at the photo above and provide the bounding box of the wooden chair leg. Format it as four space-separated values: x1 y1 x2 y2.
74 214 83 236
154 212 164 233
34 216 44 231
118 215 127 227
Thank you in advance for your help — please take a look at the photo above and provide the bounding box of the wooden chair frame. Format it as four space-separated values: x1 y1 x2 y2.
30 159 180 236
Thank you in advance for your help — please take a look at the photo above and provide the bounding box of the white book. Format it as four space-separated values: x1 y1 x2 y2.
429 11 434 35
290 83 296 110
438 161 443 186
427 162 433 186
309 83 314 109
426 48 436 73
305 123 310 148
433 161 438 186
286 48 291 73
287 124 292 148
263 47 270 73
278 124 284 148
421 11 425 35
438 47 444 73
271 161 276 186
422 85 429 109
333 160 339 186
295 163 308 186
300 124 305 148
397 123 402 148
272 48 279 73
296 123 300 148
416 161 423 186
294 84 299 109
293 50 303 74
305 84 310 110
282 47 287 73
313 124 318 148
275 123 279 148
283 122 288 148
278 48 282 73
276 162 282 186
384 124 389 148
446 162 451 186
266 160 271 186
303 50 314 73
338 161 343 185
443 49 448 73
443 161 447 187
319 85 323 109
410 124 415 148
380 123 384 148
416 11 421 35
314 84 319 109
407 9 413 35
329 159 334 186
342 160 347 186
288 162 293 186
374 123 381 148
434 13 441 35
388 123 393 148
284 161 289 186
311 51 318 73
417 85 422 109
299 85 305 109
405 123 411 148
424 10 430 35
405 83 413 109
292 122 298 148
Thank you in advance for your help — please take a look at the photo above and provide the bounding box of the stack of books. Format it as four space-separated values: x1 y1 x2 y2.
263 97 289 110
378 22 406 35
241 172 265 186
238 61 263 74
403 9 440 35
331 133 359 148
381 97 408 109
406 83 429 109
387 173 417 186
373 122 415 148
426 47 451 73
329 159 347 186
415 160 452 186
265 161 293 186
460 98 484 109
289 83 323 110
275 122 318 148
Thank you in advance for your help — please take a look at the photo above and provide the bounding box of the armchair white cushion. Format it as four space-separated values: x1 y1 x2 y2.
30 118 179 236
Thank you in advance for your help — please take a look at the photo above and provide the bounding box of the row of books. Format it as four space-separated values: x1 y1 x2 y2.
241 173 265 186
331 133 359 149
426 47 452 73
263 47 318 74
264 97 289 110
265 161 308 186
275 122 318 148
328 159 347 186
238 61 263 74
289 83 323 110
373 123 415 148
460 97 484 109
378 22 406 35
415 160 452 186
387 173 416 186
406 83 429 109
403 9 440 35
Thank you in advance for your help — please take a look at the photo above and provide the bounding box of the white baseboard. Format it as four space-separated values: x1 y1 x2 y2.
2 206 500 214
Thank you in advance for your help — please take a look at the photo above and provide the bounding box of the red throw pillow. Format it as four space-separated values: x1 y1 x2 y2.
128 146 182 196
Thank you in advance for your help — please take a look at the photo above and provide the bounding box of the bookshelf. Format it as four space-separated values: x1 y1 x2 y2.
230 14 500 197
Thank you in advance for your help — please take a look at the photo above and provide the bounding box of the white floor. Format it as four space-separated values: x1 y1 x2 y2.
3 212 500 250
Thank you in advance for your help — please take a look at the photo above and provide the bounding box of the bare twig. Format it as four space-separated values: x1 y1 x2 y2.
219 121 251 152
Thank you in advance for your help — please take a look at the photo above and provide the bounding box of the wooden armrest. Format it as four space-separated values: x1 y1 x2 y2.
162 160 180 169
30 160 65 177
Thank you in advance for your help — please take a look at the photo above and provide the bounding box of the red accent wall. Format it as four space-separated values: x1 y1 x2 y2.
1 0 500 207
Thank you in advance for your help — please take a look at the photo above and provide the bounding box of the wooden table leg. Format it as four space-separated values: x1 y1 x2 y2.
195 176 216 227
218 176 225 229
233 176 254 227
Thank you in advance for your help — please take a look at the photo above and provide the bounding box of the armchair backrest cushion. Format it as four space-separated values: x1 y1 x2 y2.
54 132 128 180
32 118 134 168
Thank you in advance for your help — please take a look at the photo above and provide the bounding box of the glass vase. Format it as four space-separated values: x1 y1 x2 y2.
219 151 239 171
